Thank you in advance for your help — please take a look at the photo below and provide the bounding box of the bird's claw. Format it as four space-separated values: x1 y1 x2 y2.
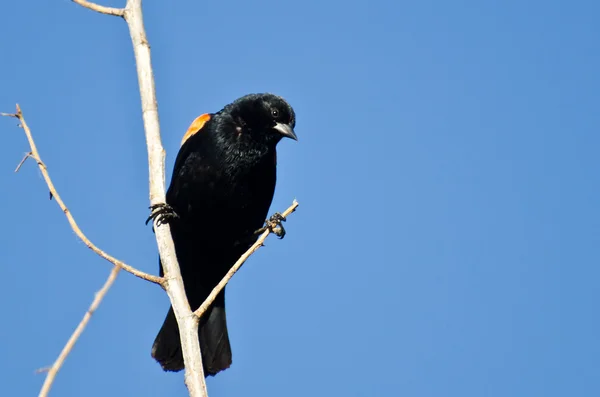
266 212 286 239
146 203 179 226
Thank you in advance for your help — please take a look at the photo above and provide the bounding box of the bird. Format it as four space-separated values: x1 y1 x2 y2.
147 93 297 376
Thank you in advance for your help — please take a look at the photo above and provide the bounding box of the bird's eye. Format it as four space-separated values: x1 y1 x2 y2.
271 109 279 118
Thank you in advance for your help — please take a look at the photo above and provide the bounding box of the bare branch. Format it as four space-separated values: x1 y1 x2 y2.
71 0 208 394
121 0 208 394
2 107 163 285
14 151 32 172
71 0 124 17
38 266 120 397
194 200 299 318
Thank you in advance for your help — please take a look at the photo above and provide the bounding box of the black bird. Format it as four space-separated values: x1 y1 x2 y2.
148 93 297 376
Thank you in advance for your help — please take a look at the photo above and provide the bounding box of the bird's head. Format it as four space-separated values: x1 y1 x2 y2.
224 93 297 147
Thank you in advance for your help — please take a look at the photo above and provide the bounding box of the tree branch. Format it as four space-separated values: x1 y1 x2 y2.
14 151 32 172
194 200 299 318
73 0 209 395
37 266 120 397
71 0 124 17
1 106 163 285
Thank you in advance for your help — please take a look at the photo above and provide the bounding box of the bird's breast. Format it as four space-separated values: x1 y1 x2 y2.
180 154 277 236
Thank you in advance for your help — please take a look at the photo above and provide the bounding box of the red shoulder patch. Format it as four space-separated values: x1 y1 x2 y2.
181 113 211 146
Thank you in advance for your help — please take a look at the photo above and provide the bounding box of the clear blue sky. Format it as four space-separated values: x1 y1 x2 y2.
1 0 599 396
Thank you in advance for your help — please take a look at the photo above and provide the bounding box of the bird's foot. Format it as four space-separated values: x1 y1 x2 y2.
255 212 286 239
145 203 179 226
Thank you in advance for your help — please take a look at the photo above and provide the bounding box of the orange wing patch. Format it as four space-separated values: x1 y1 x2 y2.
181 113 211 146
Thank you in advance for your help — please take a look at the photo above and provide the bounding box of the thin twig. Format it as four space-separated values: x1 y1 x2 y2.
1 106 163 285
194 200 299 318
38 266 121 397
71 0 124 17
14 151 32 172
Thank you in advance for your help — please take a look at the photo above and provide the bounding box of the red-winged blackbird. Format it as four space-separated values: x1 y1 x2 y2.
148 93 297 376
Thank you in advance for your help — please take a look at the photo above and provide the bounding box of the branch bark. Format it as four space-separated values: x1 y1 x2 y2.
122 1 209 395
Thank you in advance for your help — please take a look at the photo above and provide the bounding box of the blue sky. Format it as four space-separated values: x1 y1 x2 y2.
1 0 599 396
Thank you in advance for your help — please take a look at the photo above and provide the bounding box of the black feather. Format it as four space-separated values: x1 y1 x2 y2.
151 93 297 376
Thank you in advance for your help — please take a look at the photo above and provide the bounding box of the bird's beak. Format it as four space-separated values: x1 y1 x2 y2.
273 122 298 141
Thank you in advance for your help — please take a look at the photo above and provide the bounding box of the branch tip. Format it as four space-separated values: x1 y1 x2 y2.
38 266 121 397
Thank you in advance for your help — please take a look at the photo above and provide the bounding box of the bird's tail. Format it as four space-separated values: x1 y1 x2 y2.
151 290 232 376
